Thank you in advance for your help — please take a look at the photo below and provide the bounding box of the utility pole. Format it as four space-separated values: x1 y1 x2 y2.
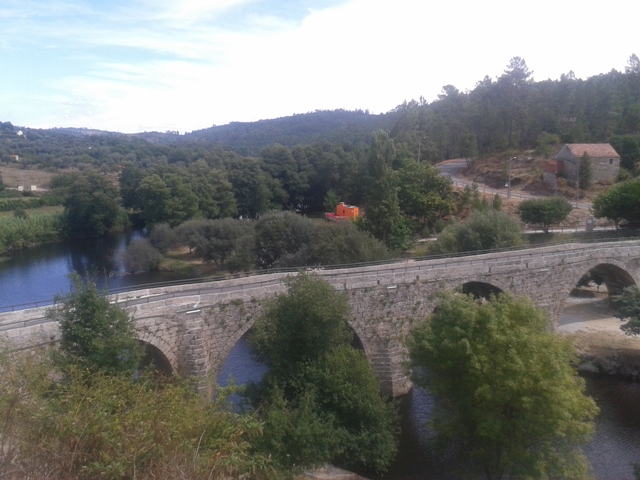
575 159 580 207
507 156 514 199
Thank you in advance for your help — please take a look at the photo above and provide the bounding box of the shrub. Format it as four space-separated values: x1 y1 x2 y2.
148 222 178 253
0 348 274 480
431 210 524 254
120 238 163 273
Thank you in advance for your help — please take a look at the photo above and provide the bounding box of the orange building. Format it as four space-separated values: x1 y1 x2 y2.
326 202 359 221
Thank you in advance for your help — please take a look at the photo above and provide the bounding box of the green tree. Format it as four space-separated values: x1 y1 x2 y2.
398 158 454 227
46 273 144 376
363 131 405 247
120 238 162 273
148 222 178 253
580 152 593 189
118 162 145 210
249 274 398 473
431 210 524 254
518 197 573 233
407 292 598 480
0 172 4 191
492 193 502 211
306 221 390 266
609 135 640 171
226 157 273 218
261 144 310 210
253 210 314 268
593 178 640 227
177 218 253 269
136 174 172 226
187 161 238 219
323 189 340 212
53 169 121 238
250 274 352 378
612 285 640 336
534 132 560 159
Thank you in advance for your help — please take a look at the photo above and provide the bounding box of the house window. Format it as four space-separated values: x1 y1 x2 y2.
610 159 613 165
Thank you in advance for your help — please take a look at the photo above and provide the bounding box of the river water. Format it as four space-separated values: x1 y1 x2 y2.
0 231 187 311
2 235 640 479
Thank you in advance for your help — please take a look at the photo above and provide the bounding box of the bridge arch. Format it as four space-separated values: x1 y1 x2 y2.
564 261 638 301
135 331 178 374
213 313 373 389
460 281 504 300
139 340 173 375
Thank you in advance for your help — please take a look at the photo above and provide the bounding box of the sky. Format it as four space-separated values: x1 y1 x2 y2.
0 0 638 134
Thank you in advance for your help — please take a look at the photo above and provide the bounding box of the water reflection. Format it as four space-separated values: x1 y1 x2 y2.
0 231 185 310
376 375 640 480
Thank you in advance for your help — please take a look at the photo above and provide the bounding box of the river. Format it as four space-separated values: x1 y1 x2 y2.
2 235 640 479
0 231 188 311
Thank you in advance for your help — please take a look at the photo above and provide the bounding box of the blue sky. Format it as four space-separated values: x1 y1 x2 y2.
1 0 638 134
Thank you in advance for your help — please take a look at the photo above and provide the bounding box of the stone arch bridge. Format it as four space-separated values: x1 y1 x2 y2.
3 240 640 397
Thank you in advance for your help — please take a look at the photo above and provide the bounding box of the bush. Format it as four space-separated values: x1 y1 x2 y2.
0 349 274 480
0 213 63 254
431 210 524 254
120 238 163 273
148 222 178 253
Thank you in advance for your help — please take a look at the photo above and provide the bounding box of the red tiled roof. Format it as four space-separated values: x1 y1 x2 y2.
566 144 619 158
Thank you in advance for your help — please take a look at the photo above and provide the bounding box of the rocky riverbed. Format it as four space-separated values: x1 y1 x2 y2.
558 292 640 379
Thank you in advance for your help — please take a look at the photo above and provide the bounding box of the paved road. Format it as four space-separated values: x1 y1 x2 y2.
435 159 592 211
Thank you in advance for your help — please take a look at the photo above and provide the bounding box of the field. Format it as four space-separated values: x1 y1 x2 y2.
0 165 59 189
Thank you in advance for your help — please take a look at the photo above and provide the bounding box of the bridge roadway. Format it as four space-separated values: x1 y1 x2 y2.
3 239 640 397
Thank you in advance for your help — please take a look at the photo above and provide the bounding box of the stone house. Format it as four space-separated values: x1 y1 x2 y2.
552 143 620 184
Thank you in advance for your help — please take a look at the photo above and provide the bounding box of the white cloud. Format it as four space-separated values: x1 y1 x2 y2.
1 0 638 133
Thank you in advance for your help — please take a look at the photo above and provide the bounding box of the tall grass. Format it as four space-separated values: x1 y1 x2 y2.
0 346 275 480
0 213 63 254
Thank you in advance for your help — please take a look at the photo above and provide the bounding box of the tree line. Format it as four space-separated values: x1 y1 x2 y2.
1 54 639 171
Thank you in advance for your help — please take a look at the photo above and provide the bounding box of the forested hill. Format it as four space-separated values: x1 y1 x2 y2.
179 109 398 154
1 55 639 169
0 109 397 166
386 56 640 167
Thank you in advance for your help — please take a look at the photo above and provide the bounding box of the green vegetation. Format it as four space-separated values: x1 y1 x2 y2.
120 238 163 273
248 274 399 474
161 210 390 271
46 273 144 376
0 193 63 212
51 168 125 238
0 212 63 254
593 177 640 226
518 197 573 233
0 348 273 480
2 271 276 479
612 285 640 335
407 292 598 480
579 152 593 189
430 209 524 254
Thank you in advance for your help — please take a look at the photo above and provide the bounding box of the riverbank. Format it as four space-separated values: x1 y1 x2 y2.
557 294 640 379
